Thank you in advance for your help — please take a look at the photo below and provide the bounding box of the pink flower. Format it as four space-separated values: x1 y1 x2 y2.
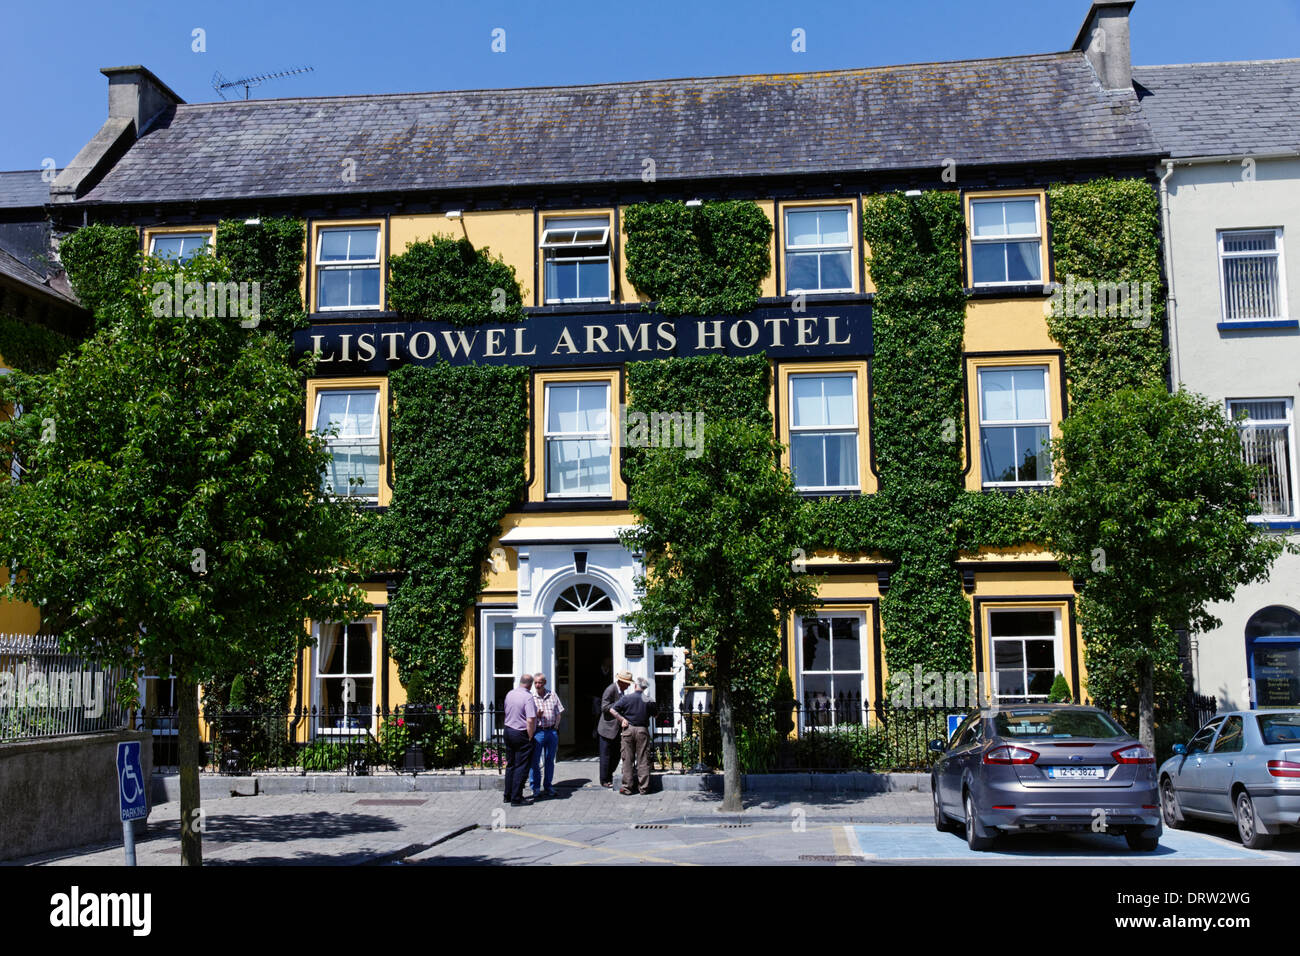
396 718 405 727
436 705 444 712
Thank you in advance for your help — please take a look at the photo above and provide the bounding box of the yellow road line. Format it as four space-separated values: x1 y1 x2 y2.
495 827 697 866
831 825 858 865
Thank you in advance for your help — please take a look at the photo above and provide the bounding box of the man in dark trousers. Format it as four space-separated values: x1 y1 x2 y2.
502 674 537 806
596 670 632 788
612 676 656 794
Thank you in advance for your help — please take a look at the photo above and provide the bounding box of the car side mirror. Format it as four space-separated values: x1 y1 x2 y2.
928 738 947 753
1172 743 1187 756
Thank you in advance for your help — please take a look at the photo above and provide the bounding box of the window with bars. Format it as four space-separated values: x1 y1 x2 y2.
1229 399 1295 518
313 389 381 500
1220 229 1287 321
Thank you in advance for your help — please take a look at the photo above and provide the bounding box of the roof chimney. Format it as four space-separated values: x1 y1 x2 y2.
102 65 185 136
1072 1 1135 92
51 66 184 203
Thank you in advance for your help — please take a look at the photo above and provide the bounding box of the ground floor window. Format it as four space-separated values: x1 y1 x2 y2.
314 620 376 733
798 613 866 727
493 621 515 707
988 608 1060 703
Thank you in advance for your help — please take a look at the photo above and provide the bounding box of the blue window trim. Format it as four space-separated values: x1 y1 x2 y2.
1217 319 1299 332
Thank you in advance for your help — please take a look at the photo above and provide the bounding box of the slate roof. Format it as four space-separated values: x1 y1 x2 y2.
0 170 50 208
0 245 78 305
1134 60 1300 158
78 51 1159 205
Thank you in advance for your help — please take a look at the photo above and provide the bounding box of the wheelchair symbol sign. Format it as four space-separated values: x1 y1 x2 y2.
117 741 147 821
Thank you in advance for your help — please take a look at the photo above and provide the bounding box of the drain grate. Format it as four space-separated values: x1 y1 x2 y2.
798 854 861 862
634 824 669 829
716 824 751 829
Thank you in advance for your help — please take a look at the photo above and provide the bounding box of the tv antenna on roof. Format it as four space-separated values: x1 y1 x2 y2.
211 65 314 100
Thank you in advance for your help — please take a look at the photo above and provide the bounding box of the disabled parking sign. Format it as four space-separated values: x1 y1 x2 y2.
117 740 147 822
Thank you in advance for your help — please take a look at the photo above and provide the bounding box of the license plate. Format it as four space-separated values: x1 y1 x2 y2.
1046 766 1107 779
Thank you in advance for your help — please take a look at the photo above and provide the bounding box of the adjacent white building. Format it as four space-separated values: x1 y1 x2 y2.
1137 59 1300 710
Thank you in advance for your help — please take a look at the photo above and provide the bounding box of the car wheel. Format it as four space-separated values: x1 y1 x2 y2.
1234 790 1273 850
933 783 955 832
1160 776 1185 830
964 791 995 851
1125 827 1159 852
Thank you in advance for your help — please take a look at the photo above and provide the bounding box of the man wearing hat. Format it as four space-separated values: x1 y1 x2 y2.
596 670 633 788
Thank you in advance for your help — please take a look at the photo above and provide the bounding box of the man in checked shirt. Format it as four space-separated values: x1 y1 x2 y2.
529 672 566 798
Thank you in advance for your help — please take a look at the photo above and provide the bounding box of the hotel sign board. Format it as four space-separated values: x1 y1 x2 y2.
294 303 871 371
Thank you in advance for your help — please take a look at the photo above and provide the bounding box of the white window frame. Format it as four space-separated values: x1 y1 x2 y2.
968 196 1044 287
148 232 212 263
784 205 854 294
137 656 177 736
788 372 861 492
315 226 382 311
483 615 517 715
1218 228 1288 323
312 619 377 736
543 381 612 499
978 365 1053 488
312 388 382 501
541 216 612 304
987 607 1063 705
796 612 868 728
1228 397 1298 520
650 645 686 740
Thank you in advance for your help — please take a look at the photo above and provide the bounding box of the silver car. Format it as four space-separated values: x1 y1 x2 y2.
930 704 1162 851
1158 708 1300 849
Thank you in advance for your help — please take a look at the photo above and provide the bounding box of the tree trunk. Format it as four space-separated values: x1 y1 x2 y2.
1138 656 1155 756
716 649 742 812
178 674 204 866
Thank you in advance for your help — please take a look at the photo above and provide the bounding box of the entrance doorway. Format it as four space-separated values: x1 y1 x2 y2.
555 627 613 756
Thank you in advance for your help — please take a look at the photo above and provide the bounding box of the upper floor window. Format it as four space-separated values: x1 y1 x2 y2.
1220 229 1287 322
541 216 611 304
544 381 611 497
969 197 1043 286
316 226 381 310
789 373 859 492
1229 398 1295 518
785 207 853 293
149 232 211 263
978 366 1051 487
314 388 381 500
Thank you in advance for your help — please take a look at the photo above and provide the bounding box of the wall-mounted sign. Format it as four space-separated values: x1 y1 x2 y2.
294 303 871 371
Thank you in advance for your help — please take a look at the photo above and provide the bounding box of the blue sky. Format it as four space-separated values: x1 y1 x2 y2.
4 0 1297 172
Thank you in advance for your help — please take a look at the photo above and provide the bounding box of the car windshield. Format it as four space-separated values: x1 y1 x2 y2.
993 709 1125 739
1257 712 1300 745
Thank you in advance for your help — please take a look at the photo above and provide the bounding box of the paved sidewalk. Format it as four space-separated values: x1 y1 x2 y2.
11 761 930 866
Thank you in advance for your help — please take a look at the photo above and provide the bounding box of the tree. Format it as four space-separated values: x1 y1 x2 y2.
620 419 818 811
0 251 370 865
1045 386 1284 752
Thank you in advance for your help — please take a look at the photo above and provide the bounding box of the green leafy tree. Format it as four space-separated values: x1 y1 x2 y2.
0 251 370 865
1045 386 1284 752
620 419 818 811
1047 672 1072 704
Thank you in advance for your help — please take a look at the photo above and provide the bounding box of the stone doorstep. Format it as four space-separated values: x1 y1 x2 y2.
150 771 931 804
